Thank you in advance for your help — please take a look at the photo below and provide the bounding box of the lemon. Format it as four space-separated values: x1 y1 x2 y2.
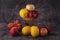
19 8 29 18
31 26 39 37
22 26 31 36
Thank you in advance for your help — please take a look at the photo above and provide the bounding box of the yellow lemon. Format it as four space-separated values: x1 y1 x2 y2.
19 8 29 18
22 26 31 36
31 26 39 37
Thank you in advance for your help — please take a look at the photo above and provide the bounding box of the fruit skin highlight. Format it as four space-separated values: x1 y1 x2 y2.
31 26 39 37
22 26 31 36
10 27 18 36
40 28 48 36
19 8 29 18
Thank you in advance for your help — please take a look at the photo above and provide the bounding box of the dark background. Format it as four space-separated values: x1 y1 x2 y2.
0 0 60 40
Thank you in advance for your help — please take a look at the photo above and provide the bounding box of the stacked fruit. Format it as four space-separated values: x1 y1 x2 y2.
19 4 38 22
7 20 51 37
7 20 22 36
7 4 51 38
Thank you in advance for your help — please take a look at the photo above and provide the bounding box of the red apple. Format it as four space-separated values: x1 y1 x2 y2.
40 28 48 36
43 25 51 33
17 24 22 31
33 11 38 18
45 26 51 33
10 27 18 36
7 23 14 30
14 20 20 25
28 12 34 18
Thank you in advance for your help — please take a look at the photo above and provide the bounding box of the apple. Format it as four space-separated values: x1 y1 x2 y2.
33 13 38 18
14 20 20 25
7 23 14 30
17 24 22 31
10 27 18 36
45 27 51 33
14 20 22 31
33 11 38 18
43 25 51 33
40 28 48 36
28 12 34 18
28 11 38 19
